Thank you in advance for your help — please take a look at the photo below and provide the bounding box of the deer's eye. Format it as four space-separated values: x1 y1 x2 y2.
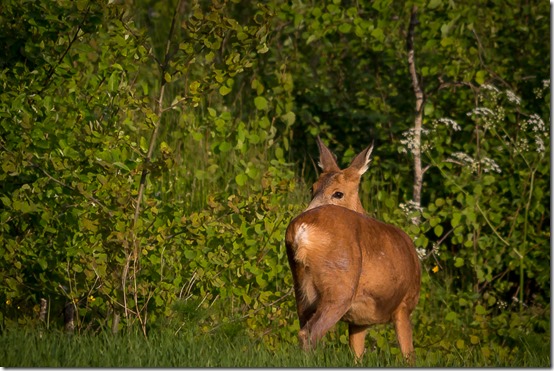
332 191 344 199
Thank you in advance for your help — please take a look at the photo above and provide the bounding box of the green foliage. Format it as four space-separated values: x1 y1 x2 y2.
0 0 549 364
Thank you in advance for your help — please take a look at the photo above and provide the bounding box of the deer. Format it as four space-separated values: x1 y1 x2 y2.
285 137 421 364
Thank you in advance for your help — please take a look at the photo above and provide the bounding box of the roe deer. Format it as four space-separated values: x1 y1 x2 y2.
285 137 421 363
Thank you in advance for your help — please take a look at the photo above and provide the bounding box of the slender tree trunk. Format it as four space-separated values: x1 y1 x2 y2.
64 301 75 333
39 298 48 323
112 312 120 335
407 6 424 221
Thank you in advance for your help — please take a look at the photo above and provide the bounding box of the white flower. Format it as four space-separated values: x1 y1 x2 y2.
527 114 546 132
400 128 431 154
434 117 461 131
535 137 545 153
480 157 502 173
399 200 423 215
448 152 501 174
515 137 530 153
534 80 549 99
467 107 494 117
450 152 475 165
481 84 500 93
505 90 521 105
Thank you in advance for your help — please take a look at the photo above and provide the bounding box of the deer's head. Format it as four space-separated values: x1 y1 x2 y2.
306 137 373 214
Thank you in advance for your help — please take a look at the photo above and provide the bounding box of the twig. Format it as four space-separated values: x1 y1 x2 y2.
472 29 511 89
29 161 113 217
41 1 92 93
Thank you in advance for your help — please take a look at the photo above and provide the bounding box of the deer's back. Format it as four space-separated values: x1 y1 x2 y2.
285 205 421 325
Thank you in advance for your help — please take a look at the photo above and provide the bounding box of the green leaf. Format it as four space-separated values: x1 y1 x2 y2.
255 274 267 288
428 0 442 9
219 141 232 152
113 162 130 172
108 71 119 91
451 213 462 228
257 43 269 54
338 23 352 34
445 311 457 321
476 70 486 85
140 136 148 153
306 34 318 45
371 28 384 42
0 196 12 207
259 116 270 128
192 131 203 141
434 225 443 237
424 102 435 115
454 257 464 267
275 147 284 161
254 96 268 110
281 111 296 126
219 85 232 96
475 305 487 315
235 173 248 186
37 257 47 270
189 81 200 94
456 339 465 350
184 250 197 260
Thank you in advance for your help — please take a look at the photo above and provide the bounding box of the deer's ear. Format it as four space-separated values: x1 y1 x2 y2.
348 142 373 175
316 136 340 172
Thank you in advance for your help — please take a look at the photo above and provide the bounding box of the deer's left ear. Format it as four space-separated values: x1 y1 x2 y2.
316 136 340 172
348 142 373 176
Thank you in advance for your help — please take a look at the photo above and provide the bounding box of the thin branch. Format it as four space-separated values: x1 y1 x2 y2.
41 1 92 93
122 0 184 329
162 96 189 112
29 161 114 217
472 29 511 89
132 0 182 229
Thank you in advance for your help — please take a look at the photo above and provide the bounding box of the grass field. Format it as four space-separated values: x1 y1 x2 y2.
0 326 549 367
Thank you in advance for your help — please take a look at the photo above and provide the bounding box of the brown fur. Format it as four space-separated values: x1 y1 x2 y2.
285 138 421 364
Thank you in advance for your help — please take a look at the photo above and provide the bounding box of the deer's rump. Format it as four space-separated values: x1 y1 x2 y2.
285 205 421 326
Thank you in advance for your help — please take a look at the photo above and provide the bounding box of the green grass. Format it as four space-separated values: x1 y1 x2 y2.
0 326 549 367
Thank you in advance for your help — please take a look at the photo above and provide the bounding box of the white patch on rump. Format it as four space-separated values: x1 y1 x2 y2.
293 222 319 304
293 222 313 265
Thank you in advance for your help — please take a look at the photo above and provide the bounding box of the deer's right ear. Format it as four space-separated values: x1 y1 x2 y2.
348 142 374 176
316 136 340 172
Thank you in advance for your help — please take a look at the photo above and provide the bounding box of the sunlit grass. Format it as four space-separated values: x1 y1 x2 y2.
0 326 549 367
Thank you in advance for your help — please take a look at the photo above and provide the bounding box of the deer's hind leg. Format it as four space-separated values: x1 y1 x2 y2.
392 306 415 365
298 269 358 351
348 324 369 359
298 295 352 351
